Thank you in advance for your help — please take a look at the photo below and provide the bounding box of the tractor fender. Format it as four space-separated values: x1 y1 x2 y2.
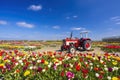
80 38 91 43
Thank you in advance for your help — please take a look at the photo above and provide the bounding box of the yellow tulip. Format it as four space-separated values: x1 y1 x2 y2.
0 56 2 60
4 60 9 63
112 61 118 65
112 77 119 80
24 70 30 76
44 61 48 65
86 55 92 59
53 59 58 62
108 56 111 59
12 52 15 56
0 63 4 67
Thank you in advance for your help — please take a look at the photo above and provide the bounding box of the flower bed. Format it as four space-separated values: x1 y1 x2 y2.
0 50 120 80
0 45 24 50
101 45 120 52
0 45 41 51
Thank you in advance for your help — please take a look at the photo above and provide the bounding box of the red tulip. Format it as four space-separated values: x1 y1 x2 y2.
41 59 45 63
82 68 89 74
60 71 64 77
58 57 63 61
98 74 103 79
94 67 99 71
75 64 81 71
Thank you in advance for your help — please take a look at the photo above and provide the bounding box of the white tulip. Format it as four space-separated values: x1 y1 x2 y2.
93 57 96 60
37 60 40 63
97 65 99 67
73 58 77 61
70 63 73 68
85 62 88 64
42 69 46 72
100 60 103 63
113 67 118 71
15 62 18 66
16 56 20 60
89 63 93 66
107 76 111 80
59 61 62 65
48 62 52 68
32 58 35 61
19 60 22 63
104 65 107 67
95 73 99 77
90 67 93 71
104 68 108 71
29 66 33 70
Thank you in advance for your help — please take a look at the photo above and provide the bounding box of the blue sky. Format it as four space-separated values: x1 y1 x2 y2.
0 0 120 40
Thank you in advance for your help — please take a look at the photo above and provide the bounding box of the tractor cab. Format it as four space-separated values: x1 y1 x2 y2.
80 31 89 40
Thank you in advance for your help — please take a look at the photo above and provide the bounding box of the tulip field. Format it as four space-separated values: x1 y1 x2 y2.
0 41 120 80
101 45 120 53
0 50 120 80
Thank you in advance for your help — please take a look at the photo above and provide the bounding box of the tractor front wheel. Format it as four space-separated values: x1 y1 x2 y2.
83 40 91 50
61 45 64 51
69 46 76 54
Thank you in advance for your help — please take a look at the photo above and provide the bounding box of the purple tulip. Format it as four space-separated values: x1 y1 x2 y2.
32 61 36 65
64 64 69 68
5 63 11 71
98 56 101 60
23 66 28 71
37 67 42 72
53 64 57 70
64 64 67 68
108 67 113 72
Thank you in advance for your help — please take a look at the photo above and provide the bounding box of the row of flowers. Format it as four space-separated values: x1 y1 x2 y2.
0 50 120 80
101 45 120 52
0 45 41 51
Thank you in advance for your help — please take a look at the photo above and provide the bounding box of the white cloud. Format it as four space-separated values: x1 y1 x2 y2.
52 25 60 29
28 5 42 11
0 20 7 25
66 15 78 19
110 16 120 25
81 30 91 33
116 22 120 24
110 16 120 21
16 22 34 28
71 27 85 31
73 15 78 18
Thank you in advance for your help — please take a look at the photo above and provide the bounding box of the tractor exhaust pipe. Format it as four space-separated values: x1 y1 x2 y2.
70 32 73 38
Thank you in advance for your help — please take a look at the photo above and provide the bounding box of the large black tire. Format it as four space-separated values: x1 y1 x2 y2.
83 40 91 50
61 45 64 51
69 46 76 54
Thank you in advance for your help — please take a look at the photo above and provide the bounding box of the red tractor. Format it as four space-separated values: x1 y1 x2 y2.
61 32 91 53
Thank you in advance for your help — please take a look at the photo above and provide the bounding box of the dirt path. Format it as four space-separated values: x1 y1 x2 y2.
38 46 120 56
39 46 104 53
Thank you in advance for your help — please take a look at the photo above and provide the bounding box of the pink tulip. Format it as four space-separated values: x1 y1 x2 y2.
66 71 74 80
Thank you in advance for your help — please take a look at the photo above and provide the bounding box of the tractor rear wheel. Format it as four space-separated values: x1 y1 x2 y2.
83 40 91 50
69 46 76 54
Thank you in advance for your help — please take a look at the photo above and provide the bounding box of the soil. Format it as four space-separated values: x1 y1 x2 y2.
39 46 102 53
38 46 120 56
